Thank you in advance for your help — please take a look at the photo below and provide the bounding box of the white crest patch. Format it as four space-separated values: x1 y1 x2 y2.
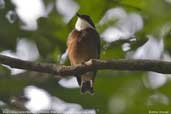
75 17 94 31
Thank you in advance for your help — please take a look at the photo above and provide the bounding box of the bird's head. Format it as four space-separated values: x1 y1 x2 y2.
75 13 95 31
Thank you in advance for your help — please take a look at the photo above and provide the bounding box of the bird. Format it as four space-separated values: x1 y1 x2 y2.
67 13 100 94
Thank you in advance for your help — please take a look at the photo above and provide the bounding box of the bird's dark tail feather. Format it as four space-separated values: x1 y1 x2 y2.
81 80 94 95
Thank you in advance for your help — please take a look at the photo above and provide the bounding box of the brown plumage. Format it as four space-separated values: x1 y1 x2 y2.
67 14 100 94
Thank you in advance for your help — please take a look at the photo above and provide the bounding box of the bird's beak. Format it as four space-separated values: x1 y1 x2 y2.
76 13 81 17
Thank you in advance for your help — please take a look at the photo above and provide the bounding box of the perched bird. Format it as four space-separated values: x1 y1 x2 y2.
67 13 100 94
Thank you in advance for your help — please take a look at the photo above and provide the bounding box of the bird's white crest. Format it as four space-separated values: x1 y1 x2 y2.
75 17 94 31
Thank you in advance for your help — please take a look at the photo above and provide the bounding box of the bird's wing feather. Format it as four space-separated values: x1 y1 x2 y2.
78 28 100 59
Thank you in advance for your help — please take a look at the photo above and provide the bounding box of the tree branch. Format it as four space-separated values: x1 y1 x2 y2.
0 54 171 76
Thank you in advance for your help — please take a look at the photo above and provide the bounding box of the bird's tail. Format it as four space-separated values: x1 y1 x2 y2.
81 80 94 94
80 72 95 95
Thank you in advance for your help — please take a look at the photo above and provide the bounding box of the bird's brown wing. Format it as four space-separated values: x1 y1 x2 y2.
78 28 100 59
76 28 100 85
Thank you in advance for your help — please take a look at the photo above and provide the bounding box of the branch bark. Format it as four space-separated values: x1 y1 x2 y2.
0 54 171 76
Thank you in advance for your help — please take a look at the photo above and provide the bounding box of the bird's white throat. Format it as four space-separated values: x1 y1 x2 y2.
75 18 94 31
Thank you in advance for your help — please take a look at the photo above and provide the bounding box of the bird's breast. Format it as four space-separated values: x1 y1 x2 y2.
67 30 98 65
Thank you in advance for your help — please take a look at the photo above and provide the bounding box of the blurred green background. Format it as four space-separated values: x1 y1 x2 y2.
0 0 171 114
